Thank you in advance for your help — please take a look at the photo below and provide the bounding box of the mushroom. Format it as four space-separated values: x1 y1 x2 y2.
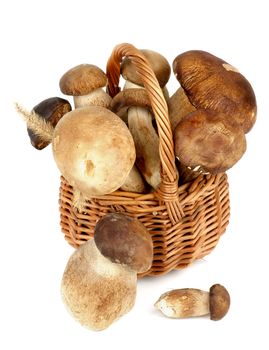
61 212 153 330
170 50 257 133
155 284 230 321
17 103 136 199
120 49 171 189
26 97 71 150
174 109 246 174
168 87 196 132
59 64 112 109
52 106 136 197
120 165 146 193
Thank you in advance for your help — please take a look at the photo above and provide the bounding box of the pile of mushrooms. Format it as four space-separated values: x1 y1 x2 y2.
17 47 256 197
16 45 256 330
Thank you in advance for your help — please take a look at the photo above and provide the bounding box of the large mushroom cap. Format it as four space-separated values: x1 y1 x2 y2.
94 213 153 273
209 284 230 320
174 109 246 174
173 50 257 133
59 64 107 96
121 49 171 88
52 106 136 197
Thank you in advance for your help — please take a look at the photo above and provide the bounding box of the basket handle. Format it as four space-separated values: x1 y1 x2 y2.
106 43 183 223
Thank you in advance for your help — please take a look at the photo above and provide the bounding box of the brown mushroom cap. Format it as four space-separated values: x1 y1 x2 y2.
110 88 152 116
121 49 171 88
209 284 230 320
173 50 257 133
52 106 136 197
59 64 107 96
28 97 71 150
94 213 153 273
174 109 246 174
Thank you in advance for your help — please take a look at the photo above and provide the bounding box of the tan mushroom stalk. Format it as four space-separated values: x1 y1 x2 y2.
120 165 146 193
59 64 111 109
61 213 153 330
170 50 257 133
120 49 171 189
155 284 230 321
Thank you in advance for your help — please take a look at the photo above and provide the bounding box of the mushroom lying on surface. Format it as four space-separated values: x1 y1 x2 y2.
120 49 171 189
26 97 71 150
170 50 257 133
155 284 230 321
59 64 112 109
61 212 153 330
174 109 246 174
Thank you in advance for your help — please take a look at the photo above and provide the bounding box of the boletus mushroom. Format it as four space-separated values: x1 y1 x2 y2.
155 284 230 321
52 106 136 197
26 97 71 150
174 109 246 174
61 213 153 330
170 50 257 133
59 64 112 109
120 49 171 189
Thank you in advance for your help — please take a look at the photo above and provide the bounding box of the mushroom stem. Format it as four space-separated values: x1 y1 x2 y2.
155 289 210 318
168 88 196 131
15 103 54 143
61 239 137 331
120 165 146 193
128 105 161 189
74 88 111 109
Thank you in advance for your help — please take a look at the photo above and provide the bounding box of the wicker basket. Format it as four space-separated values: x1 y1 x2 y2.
59 43 230 277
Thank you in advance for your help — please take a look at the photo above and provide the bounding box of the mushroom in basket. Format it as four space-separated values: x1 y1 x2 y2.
168 50 257 182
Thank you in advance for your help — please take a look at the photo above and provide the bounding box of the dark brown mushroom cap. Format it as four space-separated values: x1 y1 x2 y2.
27 97 71 150
110 88 152 115
209 284 230 320
94 213 153 273
59 64 107 96
174 109 247 174
121 49 171 88
173 50 257 133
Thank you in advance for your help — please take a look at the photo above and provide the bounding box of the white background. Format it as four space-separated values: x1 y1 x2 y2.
1 0 268 349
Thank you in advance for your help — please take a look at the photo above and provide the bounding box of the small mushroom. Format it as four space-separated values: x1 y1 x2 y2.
155 284 230 321
120 49 171 189
171 50 257 133
59 64 112 109
174 109 246 174
61 213 153 330
26 97 71 150
52 106 136 197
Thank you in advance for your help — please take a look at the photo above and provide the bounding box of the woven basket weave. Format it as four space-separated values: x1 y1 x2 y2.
59 43 230 277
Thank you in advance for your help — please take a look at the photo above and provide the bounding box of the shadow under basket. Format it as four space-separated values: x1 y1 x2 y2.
58 43 230 277
59 173 230 277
